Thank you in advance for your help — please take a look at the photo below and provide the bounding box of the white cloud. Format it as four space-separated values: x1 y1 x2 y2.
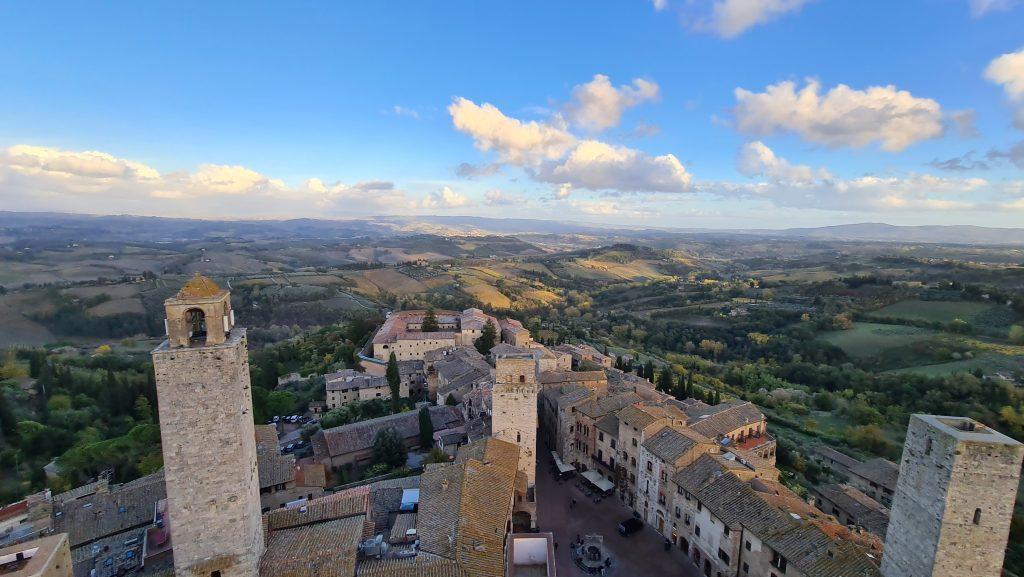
391 105 420 119
483 189 525 206
0 144 410 218
707 0 814 38
736 141 830 185
449 93 692 195
420 186 472 209
969 0 1020 17
537 140 692 193
567 74 660 131
720 141 992 212
733 80 944 151
448 97 576 166
652 0 668 11
986 48 1024 99
985 47 1024 128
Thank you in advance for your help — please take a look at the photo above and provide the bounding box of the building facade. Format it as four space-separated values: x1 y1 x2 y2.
492 353 540 528
881 415 1024 577
151 275 264 577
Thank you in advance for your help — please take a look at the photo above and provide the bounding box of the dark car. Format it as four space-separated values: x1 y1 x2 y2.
617 517 643 536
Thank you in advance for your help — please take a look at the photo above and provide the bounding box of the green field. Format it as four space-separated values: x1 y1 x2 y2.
869 299 1017 327
820 322 937 358
886 352 1024 377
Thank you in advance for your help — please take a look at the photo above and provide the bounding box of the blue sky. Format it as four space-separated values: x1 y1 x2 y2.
1 1 1023 228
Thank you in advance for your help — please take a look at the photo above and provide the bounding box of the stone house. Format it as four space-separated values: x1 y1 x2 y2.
324 369 408 410
810 484 889 537
846 458 899 506
635 425 718 533
255 424 326 510
538 384 594 461
311 406 463 473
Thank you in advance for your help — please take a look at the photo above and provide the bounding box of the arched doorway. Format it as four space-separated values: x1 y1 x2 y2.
185 308 207 344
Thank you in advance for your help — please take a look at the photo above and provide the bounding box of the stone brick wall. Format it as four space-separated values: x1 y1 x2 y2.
152 329 264 577
882 415 1024 577
493 356 540 525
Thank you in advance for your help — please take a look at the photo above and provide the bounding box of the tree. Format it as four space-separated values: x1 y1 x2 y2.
1009 325 1024 345
444 394 458 406
386 352 402 413
371 427 408 470
421 308 439 332
418 406 434 449
266 390 297 417
425 446 449 464
656 366 673 393
133 396 153 423
475 319 497 354
712 390 721 405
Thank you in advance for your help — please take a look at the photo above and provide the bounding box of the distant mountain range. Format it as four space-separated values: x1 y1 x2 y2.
3 211 1024 246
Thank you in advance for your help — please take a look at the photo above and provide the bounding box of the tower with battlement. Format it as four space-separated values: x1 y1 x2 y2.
151 274 263 577
881 414 1023 577
492 351 540 528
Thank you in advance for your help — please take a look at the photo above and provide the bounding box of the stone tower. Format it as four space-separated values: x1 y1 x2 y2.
882 414 1023 577
151 274 264 577
492 351 540 527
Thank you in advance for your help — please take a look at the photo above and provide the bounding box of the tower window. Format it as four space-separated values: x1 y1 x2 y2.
211 572 222 577
519 375 525 383
925 437 932 455
973 508 982 525
517 432 521 443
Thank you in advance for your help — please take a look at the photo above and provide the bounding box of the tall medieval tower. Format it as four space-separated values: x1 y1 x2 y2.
492 351 540 527
881 414 1023 577
151 274 264 577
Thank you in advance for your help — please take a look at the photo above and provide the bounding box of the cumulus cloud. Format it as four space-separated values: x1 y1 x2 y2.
448 97 576 166
969 0 1020 17
985 47 1024 128
536 140 691 193
483 189 524 206
567 74 660 131
449 90 691 195
706 0 814 38
722 141 993 212
0 144 414 218
736 141 831 184
420 186 472 209
733 80 944 151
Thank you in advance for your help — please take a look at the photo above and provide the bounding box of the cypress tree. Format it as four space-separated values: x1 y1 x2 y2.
386 352 401 413
421 307 439 332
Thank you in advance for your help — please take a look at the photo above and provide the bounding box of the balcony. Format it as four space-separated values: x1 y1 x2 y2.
733 432 775 453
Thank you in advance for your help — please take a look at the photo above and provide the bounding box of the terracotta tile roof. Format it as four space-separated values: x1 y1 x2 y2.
255 424 279 450
259 515 364 577
615 404 663 430
576 392 641 419
417 438 519 577
266 487 369 531
540 371 606 386
595 413 619 435
388 512 418 543
642 426 711 463
314 406 462 458
295 463 327 489
356 552 467 577
849 458 899 490
52 470 165 548
259 451 297 489
686 401 765 438
325 370 388 392
816 484 889 536
811 446 861 471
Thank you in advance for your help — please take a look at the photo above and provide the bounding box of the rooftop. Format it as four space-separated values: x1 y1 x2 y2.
173 272 224 300
0 534 68 577
917 414 1024 446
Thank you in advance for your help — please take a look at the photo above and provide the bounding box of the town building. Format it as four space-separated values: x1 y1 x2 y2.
553 343 613 369
810 484 889 537
846 458 898 507
0 533 71 577
150 274 264 577
324 369 408 410
311 405 463 473
371 308 527 362
881 414 1024 577
254 425 326 511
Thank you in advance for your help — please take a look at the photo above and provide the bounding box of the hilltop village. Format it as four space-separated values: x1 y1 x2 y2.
1 276 1022 577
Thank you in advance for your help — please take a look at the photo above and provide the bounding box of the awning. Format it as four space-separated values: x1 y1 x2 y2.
582 470 615 492
550 451 575 474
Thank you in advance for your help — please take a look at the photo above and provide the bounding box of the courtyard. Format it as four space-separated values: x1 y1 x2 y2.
535 453 701 577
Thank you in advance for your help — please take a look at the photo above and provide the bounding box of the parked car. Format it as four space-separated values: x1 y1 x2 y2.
283 443 295 453
617 518 643 536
